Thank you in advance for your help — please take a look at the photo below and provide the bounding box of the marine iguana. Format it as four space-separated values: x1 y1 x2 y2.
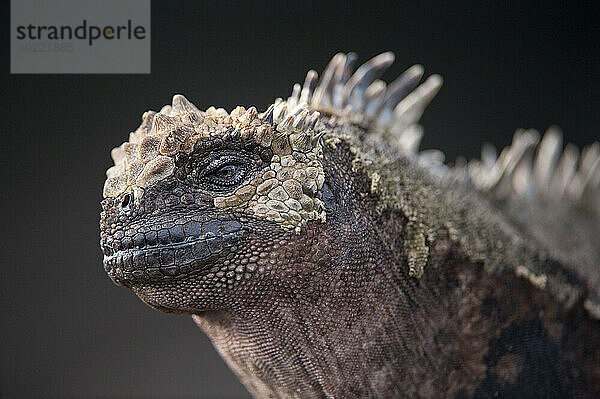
99 52 600 398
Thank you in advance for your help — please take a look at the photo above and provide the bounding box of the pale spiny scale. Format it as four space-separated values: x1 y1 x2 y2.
467 126 600 207
299 70 318 105
468 129 541 198
310 52 344 108
363 79 386 119
376 64 425 127
341 51 395 112
281 52 444 162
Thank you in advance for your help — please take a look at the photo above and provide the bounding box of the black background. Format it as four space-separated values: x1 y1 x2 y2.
3 1 599 397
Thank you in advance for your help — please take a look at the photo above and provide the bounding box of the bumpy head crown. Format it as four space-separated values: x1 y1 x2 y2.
104 96 324 198
103 52 445 231
103 94 327 231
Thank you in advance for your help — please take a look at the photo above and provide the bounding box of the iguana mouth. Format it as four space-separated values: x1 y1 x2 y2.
102 219 245 285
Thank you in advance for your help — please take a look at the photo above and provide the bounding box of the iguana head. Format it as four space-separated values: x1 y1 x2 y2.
99 52 442 313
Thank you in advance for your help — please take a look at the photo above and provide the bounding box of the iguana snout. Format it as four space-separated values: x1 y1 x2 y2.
100 211 245 286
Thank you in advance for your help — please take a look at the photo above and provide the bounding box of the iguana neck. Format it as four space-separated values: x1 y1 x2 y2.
191 200 462 397
192 146 593 397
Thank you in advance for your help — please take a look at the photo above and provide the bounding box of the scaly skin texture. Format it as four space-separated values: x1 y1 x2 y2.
100 52 600 398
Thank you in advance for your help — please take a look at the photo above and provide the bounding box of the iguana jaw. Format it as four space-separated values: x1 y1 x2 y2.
101 217 246 286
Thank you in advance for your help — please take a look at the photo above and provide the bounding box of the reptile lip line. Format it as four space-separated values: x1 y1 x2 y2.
103 230 244 285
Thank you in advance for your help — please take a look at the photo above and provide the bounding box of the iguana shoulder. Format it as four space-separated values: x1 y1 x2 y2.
285 51 600 319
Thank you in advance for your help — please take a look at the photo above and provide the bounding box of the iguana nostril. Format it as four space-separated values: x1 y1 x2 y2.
120 193 131 209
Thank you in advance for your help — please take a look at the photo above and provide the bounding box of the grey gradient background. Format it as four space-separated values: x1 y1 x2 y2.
3 1 599 397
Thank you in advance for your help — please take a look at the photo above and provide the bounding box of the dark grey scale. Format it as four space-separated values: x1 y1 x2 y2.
123 254 134 271
112 238 122 252
145 250 161 268
192 241 210 259
221 220 242 234
183 221 202 238
132 233 146 249
169 225 185 243
132 252 145 270
122 237 133 250
208 237 224 254
157 229 170 245
174 247 194 265
202 220 222 236
132 270 144 280
162 266 179 276
145 231 158 246
160 249 175 266
146 268 162 279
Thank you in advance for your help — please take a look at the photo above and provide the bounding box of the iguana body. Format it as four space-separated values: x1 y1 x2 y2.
99 52 600 397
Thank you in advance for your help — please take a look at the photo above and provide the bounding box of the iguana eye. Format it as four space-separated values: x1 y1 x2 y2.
201 156 250 190
213 164 237 180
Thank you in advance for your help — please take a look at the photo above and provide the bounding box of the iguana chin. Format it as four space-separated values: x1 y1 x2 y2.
99 52 600 398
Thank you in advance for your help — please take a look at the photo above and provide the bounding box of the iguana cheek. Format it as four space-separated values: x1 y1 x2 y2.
214 152 326 233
